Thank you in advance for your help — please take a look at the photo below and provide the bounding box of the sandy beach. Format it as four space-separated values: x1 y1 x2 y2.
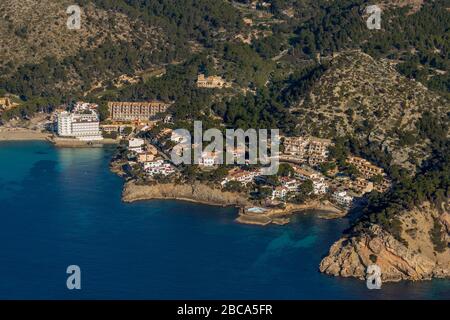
0 128 51 141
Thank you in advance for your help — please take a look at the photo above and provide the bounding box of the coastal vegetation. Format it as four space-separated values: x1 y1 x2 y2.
353 112 449 243
1 0 448 282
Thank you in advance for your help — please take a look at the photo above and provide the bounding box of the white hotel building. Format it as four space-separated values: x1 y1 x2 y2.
57 111 103 141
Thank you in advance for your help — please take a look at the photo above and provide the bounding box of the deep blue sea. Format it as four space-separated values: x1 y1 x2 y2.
0 141 448 299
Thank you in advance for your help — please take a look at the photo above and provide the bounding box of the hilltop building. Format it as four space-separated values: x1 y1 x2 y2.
307 137 333 166
197 74 230 89
374 178 392 193
0 97 12 110
284 136 309 156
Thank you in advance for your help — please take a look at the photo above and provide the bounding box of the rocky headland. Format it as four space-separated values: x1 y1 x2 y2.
122 181 347 226
122 181 251 207
320 202 450 282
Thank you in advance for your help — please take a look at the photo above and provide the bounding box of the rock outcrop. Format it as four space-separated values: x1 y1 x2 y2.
122 181 251 207
297 50 449 171
320 203 450 282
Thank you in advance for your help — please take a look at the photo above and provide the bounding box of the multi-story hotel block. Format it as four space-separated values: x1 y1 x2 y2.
108 101 171 122
374 178 391 193
332 190 354 208
347 156 385 179
351 177 374 196
57 111 103 141
307 137 333 166
283 136 333 166
283 136 309 157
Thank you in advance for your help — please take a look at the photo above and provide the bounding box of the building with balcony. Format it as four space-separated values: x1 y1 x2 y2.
127 138 145 154
282 136 333 166
57 111 103 141
271 186 289 200
347 156 385 179
108 101 171 122
332 190 354 208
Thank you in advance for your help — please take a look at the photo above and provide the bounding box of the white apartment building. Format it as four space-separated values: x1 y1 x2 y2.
128 138 145 153
144 160 175 176
313 180 328 195
57 112 72 136
57 111 103 141
280 178 301 192
221 169 259 187
271 186 289 200
332 191 354 208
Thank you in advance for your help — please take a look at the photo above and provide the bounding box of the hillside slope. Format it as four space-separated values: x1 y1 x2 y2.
294 50 449 170
0 0 167 75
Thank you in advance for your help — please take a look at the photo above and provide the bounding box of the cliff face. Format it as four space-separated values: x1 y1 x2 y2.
320 203 450 282
122 181 251 207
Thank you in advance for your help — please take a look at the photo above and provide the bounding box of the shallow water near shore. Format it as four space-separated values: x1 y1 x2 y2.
0 141 449 299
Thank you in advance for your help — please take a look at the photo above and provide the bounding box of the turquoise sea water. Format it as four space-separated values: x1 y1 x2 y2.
0 141 449 299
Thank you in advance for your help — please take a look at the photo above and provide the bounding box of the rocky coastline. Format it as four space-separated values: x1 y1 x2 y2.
236 200 346 226
320 203 450 282
122 181 251 208
122 181 347 226
49 136 120 148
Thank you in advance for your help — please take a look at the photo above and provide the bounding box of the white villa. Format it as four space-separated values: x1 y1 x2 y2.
221 168 260 187
313 180 328 195
144 160 175 176
280 177 301 192
271 186 289 200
